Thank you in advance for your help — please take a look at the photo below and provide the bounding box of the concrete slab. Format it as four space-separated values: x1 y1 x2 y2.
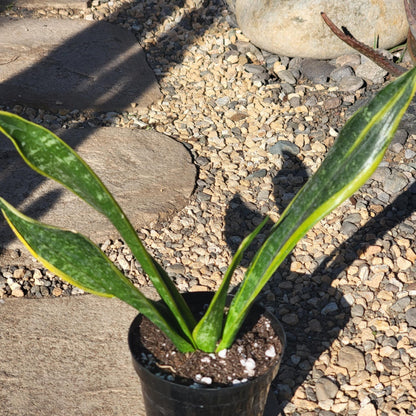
0 291 280 416
0 17 162 112
0 293 154 416
13 0 89 9
0 127 196 267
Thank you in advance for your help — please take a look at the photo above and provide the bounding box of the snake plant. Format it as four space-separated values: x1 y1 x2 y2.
1 67 416 353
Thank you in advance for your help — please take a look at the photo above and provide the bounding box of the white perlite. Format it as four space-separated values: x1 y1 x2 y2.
241 357 256 377
217 349 227 358
195 374 212 384
265 345 276 358
232 378 248 385
200 377 212 385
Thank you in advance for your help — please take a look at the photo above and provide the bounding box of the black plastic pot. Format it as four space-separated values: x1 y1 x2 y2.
128 292 286 416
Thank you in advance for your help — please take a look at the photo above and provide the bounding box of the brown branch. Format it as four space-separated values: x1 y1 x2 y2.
404 0 416 65
404 0 416 40
407 29 416 64
321 12 406 77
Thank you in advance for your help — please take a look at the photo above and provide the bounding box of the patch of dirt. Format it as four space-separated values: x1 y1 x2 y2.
133 306 284 387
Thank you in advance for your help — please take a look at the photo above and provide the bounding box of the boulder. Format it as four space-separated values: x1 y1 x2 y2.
224 0 408 59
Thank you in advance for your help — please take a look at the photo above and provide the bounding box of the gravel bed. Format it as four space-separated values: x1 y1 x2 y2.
1 1 416 415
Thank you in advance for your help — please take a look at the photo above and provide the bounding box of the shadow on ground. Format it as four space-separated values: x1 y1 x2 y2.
224 152 416 413
0 0 218 253
0 0 12 12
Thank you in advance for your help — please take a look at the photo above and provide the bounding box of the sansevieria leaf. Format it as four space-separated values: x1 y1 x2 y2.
0 197 194 352
218 67 416 350
192 216 269 351
0 112 196 350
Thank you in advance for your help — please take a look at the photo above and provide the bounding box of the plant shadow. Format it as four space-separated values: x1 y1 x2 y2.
225 151 310 266
224 153 416 414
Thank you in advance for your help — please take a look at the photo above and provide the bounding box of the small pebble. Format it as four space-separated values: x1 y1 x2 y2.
338 76 364 92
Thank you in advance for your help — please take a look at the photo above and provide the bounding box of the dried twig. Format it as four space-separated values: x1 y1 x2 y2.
407 30 416 64
404 0 416 39
404 0 416 64
321 12 406 77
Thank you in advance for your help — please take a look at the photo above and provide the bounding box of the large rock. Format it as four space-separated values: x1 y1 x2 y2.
0 127 196 266
0 18 162 111
225 0 408 59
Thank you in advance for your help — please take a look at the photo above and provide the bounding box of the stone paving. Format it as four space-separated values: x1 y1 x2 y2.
0 291 278 416
0 1 415 416
0 295 147 416
0 126 196 267
13 0 88 9
0 17 162 112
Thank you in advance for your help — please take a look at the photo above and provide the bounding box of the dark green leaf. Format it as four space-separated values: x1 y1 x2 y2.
0 112 196 347
0 197 194 352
